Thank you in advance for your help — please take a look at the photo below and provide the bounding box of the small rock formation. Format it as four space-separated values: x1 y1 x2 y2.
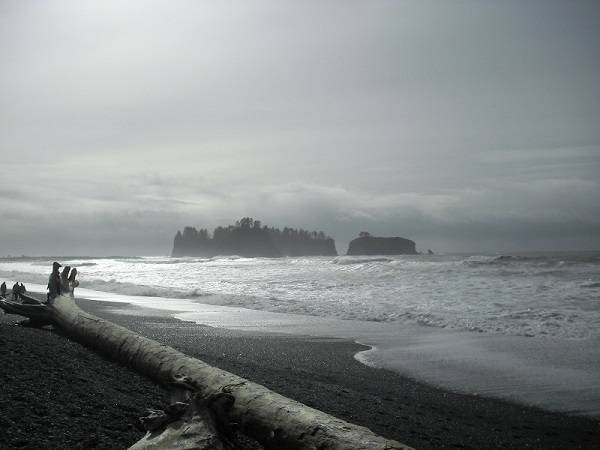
346 233 417 255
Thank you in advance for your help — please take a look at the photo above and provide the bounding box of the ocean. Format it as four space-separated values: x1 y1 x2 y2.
1 252 599 416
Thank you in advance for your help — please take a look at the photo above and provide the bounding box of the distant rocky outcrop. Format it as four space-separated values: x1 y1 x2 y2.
346 232 417 255
172 218 337 257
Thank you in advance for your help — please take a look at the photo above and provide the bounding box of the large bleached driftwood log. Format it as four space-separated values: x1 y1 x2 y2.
1 294 411 450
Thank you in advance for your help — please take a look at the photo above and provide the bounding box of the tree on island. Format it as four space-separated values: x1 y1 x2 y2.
172 218 337 257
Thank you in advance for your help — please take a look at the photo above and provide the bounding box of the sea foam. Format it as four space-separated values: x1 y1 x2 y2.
1 252 599 339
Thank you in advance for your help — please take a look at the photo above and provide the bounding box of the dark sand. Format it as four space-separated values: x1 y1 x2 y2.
0 309 263 450
0 314 168 449
77 299 600 449
2 296 600 450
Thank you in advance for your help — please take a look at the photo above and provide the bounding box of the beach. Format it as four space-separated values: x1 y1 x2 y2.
58 299 600 448
0 309 265 450
2 289 600 449
3 253 599 420
0 313 168 449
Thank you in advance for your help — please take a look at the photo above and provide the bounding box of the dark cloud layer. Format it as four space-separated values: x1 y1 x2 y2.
1 1 599 255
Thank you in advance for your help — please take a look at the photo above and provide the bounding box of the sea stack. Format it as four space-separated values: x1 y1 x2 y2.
346 232 417 255
172 217 338 257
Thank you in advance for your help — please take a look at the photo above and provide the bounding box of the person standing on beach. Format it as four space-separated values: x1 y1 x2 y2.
12 282 20 301
0 282 6 298
47 262 62 303
68 268 78 297
20 283 26 297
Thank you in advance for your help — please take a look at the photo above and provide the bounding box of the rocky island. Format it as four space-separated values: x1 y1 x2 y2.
172 218 337 257
346 232 417 255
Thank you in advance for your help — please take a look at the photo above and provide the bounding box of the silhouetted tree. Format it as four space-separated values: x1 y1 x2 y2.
172 218 337 257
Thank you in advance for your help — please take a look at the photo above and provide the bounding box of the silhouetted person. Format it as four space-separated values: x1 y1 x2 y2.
68 268 78 298
20 283 26 298
47 262 62 303
1 282 6 298
12 282 19 301
60 266 71 294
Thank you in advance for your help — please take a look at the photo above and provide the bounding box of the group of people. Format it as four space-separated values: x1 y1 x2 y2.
0 281 27 300
47 261 78 303
0 261 79 304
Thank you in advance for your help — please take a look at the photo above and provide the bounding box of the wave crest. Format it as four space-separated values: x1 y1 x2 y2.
464 254 600 268
80 279 211 299
332 256 392 265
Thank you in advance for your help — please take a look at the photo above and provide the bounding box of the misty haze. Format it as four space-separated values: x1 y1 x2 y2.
1 2 599 449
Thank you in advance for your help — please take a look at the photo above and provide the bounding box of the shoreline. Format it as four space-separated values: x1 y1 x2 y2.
77 298 600 449
2 253 599 420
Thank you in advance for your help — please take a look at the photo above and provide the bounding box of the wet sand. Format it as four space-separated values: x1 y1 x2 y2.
77 299 600 449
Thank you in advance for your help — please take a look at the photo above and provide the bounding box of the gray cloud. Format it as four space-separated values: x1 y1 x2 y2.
1 0 599 255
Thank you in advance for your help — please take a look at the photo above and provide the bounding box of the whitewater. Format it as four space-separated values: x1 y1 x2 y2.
1 253 599 416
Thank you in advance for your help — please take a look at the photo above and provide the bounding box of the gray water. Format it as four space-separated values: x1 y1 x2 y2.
2 252 599 416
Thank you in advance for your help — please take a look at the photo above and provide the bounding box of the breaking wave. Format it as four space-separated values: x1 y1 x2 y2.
332 256 393 265
2 252 600 339
79 279 211 299
463 254 600 269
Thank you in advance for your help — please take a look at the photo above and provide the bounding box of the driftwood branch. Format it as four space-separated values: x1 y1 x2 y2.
132 391 238 450
0 295 53 326
0 295 411 450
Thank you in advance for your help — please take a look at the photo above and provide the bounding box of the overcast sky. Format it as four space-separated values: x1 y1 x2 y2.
1 0 599 255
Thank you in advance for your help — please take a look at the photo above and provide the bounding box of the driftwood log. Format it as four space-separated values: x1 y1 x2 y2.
0 295 53 326
0 294 411 450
